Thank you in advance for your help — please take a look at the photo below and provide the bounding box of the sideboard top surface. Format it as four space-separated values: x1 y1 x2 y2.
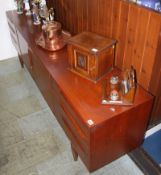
6 10 153 128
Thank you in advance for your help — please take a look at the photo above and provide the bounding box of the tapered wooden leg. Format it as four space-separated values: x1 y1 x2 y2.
71 143 78 161
18 54 24 68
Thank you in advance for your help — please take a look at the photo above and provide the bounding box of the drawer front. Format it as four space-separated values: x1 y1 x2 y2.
61 114 89 169
50 77 90 153
50 78 61 103
61 109 89 156
60 96 89 152
50 78 90 156
17 31 29 67
60 95 89 138
7 19 20 54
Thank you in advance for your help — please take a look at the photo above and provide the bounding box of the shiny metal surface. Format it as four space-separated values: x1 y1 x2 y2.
36 21 71 51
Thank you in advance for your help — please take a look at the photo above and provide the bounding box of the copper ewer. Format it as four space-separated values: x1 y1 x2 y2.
42 21 62 40
36 21 71 51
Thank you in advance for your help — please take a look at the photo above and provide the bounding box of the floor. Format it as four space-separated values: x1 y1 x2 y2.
0 57 144 175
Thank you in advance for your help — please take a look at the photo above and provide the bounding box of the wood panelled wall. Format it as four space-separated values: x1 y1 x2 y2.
49 0 161 91
47 0 161 124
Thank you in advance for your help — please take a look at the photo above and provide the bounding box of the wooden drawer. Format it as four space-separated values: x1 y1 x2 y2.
7 19 20 54
60 95 89 138
17 31 29 68
61 114 89 168
60 96 89 151
61 109 89 157
50 78 90 156
50 78 61 102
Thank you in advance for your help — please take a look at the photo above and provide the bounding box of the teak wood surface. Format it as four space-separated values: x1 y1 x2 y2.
7 10 153 172
47 0 161 125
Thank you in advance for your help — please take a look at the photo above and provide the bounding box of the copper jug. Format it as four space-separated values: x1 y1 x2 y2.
42 21 62 40
36 21 71 51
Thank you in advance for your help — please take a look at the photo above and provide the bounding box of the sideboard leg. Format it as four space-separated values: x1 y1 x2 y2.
71 143 78 161
18 54 24 68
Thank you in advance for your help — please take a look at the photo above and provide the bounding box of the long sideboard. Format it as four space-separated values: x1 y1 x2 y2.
6 10 153 172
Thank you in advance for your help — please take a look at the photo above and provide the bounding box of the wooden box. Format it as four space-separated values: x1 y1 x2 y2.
67 32 117 83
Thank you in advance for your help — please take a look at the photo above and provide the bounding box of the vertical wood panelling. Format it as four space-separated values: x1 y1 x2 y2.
123 5 139 70
64 0 71 31
76 0 88 33
98 0 113 37
76 0 82 33
139 13 161 89
54 0 65 27
97 0 108 36
111 0 121 66
52 0 161 92
111 0 121 39
115 1 129 69
104 0 113 37
82 0 88 32
54 0 87 33
60 0 66 27
88 0 99 33
132 8 150 86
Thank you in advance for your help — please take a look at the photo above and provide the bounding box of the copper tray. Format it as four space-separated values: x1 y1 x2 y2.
35 30 71 51
101 79 136 106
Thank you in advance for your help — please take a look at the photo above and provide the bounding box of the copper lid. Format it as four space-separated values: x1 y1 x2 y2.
42 21 62 40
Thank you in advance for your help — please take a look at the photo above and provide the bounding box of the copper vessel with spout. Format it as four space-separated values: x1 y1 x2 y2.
42 21 62 40
36 21 71 51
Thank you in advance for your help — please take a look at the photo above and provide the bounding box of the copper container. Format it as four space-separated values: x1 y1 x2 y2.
42 21 62 40
36 21 71 51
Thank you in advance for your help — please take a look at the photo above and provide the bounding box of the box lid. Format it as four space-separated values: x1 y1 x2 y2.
67 31 116 54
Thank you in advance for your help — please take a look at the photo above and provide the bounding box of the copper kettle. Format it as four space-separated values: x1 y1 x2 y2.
42 21 62 40
36 21 71 51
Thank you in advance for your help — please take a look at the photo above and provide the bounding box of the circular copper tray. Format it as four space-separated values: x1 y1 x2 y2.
35 30 71 51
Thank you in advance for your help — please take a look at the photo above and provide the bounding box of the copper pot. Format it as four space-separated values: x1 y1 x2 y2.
42 21 62 40
36 21 71 51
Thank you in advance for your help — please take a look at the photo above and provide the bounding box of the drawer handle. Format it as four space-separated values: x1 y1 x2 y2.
28 48 33 70
8 21 16 35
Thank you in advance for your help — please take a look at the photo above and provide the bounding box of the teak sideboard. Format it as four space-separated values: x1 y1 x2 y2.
6 10 153 172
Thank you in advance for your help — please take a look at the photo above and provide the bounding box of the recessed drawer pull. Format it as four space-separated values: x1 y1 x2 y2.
62 117 86 154
61 103 86 141
50 79 60 93
8 21 16 34
27 48 34 70
10 33 17 44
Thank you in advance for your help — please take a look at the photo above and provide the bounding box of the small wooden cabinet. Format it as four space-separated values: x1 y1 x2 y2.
67 32 116 82
6 11 153 172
